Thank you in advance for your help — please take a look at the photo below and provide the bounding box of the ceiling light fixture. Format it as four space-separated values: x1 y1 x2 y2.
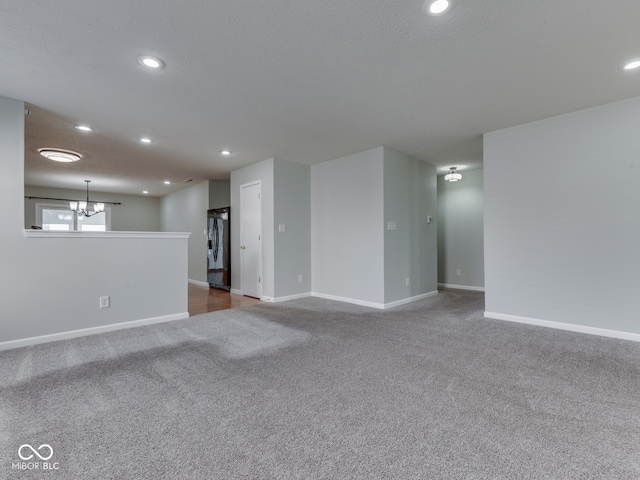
221 150 231 156
70 180 104 217
137 55 165 69
39 148 81 163
75 125 93 132
428 0 450 15
139 137 152 143
444 166 462 182
164 181 171 185
143 190 149 194
623 60 640 70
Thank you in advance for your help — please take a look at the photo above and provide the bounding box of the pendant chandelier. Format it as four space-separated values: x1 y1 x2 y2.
70 180 104 217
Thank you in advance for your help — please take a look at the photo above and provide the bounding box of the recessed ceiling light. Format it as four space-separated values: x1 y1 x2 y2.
221 150 232 156
623 60 640 70
164 181 171 185
427 0 450 15
137 55 165 69
75 125 93 132
38 148 81 163
140 137 152 143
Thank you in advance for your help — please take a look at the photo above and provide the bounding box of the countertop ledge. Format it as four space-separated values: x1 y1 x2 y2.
24 230 191 239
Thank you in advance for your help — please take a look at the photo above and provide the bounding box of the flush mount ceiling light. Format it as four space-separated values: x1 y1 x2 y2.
427 0 450 15
143 190 149 194
623 60 640 70
38 148 81 163
137 55 165 69
221 150 232 156
139 137 152 143
444 166 462 182
75 125 93 132
164 181 171 185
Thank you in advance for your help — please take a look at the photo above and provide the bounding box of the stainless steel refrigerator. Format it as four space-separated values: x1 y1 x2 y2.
207 207 230 291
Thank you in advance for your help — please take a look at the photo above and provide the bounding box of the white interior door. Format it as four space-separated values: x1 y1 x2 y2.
240 181 262 298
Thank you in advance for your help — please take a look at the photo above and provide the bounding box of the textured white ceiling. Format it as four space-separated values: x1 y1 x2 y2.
2 0 640 195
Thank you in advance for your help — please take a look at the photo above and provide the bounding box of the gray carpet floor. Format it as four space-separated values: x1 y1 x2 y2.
1 290 640 479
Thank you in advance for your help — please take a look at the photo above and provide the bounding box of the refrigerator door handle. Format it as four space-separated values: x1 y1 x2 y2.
213 220 219 262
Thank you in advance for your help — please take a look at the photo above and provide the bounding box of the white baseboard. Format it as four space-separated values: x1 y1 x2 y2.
230 289 243 296
261 293 312 303
484 311 640 343
311 291 438 310
188 279 210 287
439 283 485 292
384 291 438 309
271 293 312 303
0 312 190 351
311 292 385 309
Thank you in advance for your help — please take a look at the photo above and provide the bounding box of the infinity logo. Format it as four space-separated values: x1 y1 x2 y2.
18 444 53 461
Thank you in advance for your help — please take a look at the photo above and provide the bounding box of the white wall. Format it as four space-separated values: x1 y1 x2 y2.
161 181 209 283
1 95 188 348
209 180 230 209
25 185 162 231
274 158 311 299
437 169 484 290
383 147 438 303
484 96 640 337
311 147 438 308
230 158 275 298
229 158 311 301
311 148 385 305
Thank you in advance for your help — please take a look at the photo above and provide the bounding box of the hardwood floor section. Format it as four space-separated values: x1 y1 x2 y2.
188 283 260 316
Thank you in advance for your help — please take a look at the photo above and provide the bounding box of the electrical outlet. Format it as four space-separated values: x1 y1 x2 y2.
99 296 110 309
456 269 462 277
298 275 303 283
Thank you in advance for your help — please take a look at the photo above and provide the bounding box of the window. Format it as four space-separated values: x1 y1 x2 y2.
36 203 111 231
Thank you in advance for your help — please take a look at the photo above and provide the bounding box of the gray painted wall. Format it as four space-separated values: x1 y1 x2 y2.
1 95 188 345
161 181 209 283
24 185 162 231
209 180 230 209
311 147 385 304
383 147 438 303
274 158 311 298
484 96 640 334
230 158 275 298
437 169 484 289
